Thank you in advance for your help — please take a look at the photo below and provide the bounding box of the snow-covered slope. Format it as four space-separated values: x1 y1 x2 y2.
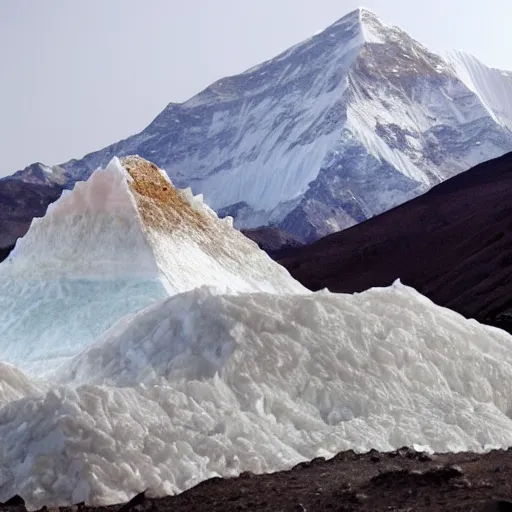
2 282 512 508
9 8 512 242
0 156 304 374
444 50 512 132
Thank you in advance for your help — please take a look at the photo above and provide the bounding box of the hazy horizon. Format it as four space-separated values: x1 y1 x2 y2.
1 0 511 175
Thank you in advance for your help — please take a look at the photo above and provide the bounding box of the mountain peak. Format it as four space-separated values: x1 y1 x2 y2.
354 6 380 18
339 6 379 19
330 6 388 44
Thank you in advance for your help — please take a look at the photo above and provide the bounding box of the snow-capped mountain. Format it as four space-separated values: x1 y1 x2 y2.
8 8 512 241
0 156 304 374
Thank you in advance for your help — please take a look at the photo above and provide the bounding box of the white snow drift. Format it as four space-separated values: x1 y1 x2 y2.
0 156 304 374
1 283 512 509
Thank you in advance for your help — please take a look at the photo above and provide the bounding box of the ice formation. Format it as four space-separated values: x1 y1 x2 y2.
1 282 512 508
0 156 305 374
3 154 512 509
0 363 42 407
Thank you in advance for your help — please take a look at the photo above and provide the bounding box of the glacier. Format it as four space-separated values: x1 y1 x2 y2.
7 7 512 243
2 155 512 508
2 284 512 508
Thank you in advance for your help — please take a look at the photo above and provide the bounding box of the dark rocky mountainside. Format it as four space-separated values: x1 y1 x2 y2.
0 180 62 249
242 226 303 255
277 151 512 332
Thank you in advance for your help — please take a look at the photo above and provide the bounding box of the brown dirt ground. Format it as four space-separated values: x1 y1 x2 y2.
3 447 512 512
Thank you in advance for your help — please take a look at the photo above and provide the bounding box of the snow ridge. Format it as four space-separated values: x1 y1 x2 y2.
444 50 512 131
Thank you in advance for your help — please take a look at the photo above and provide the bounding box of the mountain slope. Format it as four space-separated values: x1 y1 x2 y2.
0 156 304 374
0 179 63 248
277 151 512 332
7 8 512 244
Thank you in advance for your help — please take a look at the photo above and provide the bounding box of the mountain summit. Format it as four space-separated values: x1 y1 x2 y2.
8 9 512 242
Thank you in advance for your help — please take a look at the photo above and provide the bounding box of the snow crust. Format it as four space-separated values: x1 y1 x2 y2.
0 363 42 407
2 283 512 508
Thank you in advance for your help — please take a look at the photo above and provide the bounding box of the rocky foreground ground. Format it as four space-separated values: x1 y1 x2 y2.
3 448 512 512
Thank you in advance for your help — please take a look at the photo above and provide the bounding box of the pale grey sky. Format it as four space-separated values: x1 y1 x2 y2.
0 0 511 175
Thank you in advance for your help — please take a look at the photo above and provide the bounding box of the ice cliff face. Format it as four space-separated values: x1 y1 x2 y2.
0 156 304 374
9 8 512 241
